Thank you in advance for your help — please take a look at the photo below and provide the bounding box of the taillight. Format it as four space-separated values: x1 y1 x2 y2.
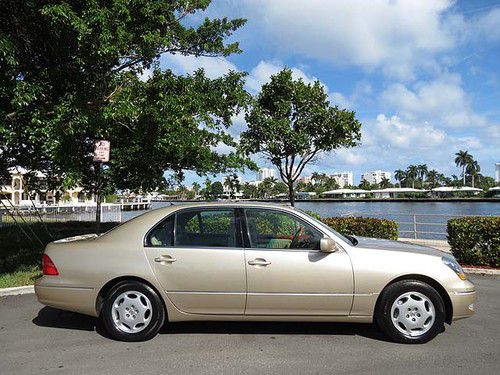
42 254 59 276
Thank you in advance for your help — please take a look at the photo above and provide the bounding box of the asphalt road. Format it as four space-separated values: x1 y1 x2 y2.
1 275 499 375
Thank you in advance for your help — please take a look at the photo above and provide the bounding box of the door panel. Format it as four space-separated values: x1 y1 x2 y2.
245 249 353 315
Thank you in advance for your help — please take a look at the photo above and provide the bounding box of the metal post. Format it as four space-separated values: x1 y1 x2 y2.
96 162 102 234
413 215 417 239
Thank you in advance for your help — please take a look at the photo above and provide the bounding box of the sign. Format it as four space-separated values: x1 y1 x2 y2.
93 140 110 162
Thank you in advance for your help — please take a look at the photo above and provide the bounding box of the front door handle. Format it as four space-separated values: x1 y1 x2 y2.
248 258 271 266
154 255 177 263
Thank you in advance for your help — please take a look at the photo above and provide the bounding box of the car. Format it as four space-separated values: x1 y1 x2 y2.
35 202 476 343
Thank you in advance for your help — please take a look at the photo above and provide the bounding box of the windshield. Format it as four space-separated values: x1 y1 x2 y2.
298 209 357 246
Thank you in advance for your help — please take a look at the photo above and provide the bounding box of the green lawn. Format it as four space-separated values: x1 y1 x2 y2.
0 221 118 288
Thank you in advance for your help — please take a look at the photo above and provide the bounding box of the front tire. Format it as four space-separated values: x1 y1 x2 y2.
102 281 165 342
376 280 445 344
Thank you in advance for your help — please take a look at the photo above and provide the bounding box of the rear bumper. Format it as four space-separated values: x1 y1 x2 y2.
450 290 477 321
35 278 98 317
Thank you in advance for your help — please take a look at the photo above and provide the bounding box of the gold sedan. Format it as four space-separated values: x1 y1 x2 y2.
35 203 476 343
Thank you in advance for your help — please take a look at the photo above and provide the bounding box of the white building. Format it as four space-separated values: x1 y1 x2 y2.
1 167 95 206
256 168 275 181
495 162 500 183
330 172 353 188
361 170 391 185
297 175 313 184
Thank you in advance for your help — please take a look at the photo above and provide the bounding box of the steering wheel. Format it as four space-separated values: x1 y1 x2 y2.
289 226 305 249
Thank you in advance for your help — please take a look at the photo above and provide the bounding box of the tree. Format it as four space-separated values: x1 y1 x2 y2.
426 169 440 188
241 182 258 199
394 169 407 188
241 69 361 206
202 178 213 200
211 181 224 199
191 182 201 199
380 176 392 189
406 165 419 189
0 0 251 194
466 160 480 188
223 173 241 199
417 164 428 183
258 177 278 198
454 150 473 185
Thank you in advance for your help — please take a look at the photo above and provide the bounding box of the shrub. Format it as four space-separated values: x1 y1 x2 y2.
321 216 398 240
447 217 500 267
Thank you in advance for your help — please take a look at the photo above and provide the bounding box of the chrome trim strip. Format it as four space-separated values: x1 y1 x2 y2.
166 291 376 297
453 290 476 295
36 285 94 290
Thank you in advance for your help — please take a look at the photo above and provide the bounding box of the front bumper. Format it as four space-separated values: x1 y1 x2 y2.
449 289 477 321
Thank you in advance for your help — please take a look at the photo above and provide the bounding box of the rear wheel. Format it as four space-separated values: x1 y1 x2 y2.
102 281 165 341
376 280 445 344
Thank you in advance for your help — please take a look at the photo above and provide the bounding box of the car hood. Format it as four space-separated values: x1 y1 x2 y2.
354 236 447 258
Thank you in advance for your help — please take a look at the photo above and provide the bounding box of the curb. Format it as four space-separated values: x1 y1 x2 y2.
0 285 34 297
463 267 500 276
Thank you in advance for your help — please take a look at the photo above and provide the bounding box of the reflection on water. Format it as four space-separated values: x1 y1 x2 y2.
122 201 500 240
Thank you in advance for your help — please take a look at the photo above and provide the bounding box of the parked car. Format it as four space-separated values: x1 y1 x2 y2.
35 203 476 343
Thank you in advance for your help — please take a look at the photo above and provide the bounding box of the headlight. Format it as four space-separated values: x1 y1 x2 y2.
442 256 466 280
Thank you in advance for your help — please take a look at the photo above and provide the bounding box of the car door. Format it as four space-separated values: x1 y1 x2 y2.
243 208 354 315
143 207 246 315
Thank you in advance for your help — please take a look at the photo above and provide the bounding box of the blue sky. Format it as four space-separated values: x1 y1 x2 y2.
160 0 500 185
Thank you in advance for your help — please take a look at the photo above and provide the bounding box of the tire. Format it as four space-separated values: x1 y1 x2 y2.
375 280 445 344
101 281 165 342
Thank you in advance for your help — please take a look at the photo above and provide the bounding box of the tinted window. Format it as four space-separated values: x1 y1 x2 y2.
245 209 323 250
146 215 174 247
175 209 238 248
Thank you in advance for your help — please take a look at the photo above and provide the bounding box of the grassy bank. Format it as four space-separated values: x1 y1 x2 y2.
0 221 118 288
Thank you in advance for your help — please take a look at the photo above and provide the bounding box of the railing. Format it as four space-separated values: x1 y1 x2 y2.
0 204 122 225
337 212 496 240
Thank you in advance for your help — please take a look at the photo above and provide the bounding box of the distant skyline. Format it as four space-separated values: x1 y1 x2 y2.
160 0 500 186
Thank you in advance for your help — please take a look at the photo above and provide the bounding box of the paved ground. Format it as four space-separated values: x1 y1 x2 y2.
1 275 499 375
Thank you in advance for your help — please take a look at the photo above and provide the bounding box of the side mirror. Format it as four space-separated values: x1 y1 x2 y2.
320 237 339 253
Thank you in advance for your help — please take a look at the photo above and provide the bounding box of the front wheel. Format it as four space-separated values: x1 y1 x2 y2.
376 280 445 344
101 281 165 341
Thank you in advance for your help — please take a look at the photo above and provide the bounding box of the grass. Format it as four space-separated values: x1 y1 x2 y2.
0 221 118 288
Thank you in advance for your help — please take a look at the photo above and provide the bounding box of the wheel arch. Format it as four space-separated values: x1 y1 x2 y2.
374 274 453 324
95 276 168 319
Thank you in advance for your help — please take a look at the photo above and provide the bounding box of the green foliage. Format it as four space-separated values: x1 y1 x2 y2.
322 217 399 240
447 217 500 267
0 221 119 276
0 0 251 192
241 68 361 206
304 210 322 220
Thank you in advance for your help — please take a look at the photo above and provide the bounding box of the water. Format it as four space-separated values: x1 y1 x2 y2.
122 201 499 240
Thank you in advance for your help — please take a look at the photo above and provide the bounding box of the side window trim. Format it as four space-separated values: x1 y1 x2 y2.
242 207 326 251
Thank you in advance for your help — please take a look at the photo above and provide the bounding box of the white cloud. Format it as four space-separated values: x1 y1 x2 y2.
380 74 487 127
162 54 238 79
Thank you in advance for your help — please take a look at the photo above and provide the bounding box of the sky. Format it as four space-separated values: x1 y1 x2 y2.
160 0 500 185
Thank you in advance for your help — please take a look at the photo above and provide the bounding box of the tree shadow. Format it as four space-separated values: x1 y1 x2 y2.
33 306 392 342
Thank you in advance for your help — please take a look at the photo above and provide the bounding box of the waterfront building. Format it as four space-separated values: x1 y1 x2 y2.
496 162 500 183
432 186 482 197
297 175 314 184
322 188 370 198
361 170 391 184
0 167 95 207
256 168 275 181
330 172 353 188
371 187 428 199
296 191 316 200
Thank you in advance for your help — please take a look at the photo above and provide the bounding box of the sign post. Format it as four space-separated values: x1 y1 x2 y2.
93 140 110 234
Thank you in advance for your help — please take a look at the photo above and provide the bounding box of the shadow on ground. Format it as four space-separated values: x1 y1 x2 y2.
32 306 390 342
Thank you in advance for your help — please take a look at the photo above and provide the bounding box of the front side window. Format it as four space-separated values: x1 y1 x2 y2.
245 209 323 250
175 209 238 248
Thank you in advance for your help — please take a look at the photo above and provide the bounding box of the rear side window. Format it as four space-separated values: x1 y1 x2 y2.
175 209 238 248
146 215 174 247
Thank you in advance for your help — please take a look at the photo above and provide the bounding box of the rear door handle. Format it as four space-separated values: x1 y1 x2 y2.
154 255 177 263
248 258 271 266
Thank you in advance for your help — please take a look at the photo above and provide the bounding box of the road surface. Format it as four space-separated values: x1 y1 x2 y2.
1 275 498 374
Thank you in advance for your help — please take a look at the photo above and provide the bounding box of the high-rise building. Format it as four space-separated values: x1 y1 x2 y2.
361 170 391 185
330 172 353 188
495 162 500 183
256 168 275 181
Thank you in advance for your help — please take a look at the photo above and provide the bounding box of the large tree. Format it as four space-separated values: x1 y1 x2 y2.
454 150 473 186
241 69 361 206
0 0 251 193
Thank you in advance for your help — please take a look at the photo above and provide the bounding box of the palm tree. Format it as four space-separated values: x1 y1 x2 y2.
394 169 407 188
191 182 201 199
454 150 473 185
406 165 419 189
426 169 440 188
223 174 241 199
466 160 481 188
417 164 428 183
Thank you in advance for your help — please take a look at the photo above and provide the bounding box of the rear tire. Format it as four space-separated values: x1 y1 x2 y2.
376 280 445 344
102 281 165 342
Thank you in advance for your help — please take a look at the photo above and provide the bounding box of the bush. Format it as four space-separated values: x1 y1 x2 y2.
321 216 398 240
447 217 500 267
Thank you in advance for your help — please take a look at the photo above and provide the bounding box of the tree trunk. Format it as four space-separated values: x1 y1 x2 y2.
288 183 295 207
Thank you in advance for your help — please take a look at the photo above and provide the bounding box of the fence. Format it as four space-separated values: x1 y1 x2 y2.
0 204 122 225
